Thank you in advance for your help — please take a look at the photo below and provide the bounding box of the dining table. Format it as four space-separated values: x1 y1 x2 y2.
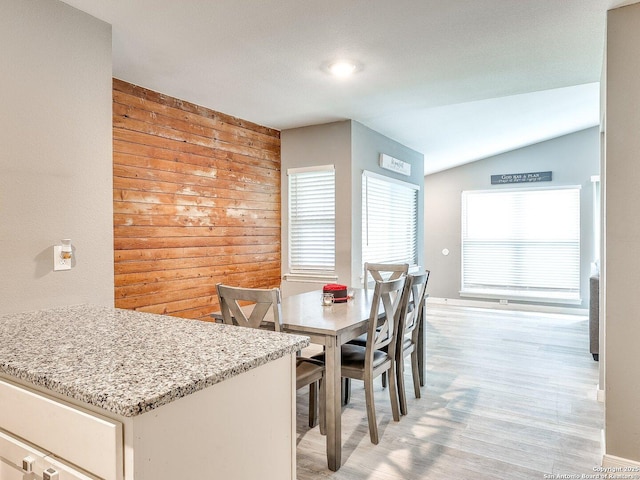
213 287 426 471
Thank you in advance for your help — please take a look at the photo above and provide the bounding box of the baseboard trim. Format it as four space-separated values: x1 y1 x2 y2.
597 384 605 403
602 453 640 469
600 431 640 470
427 296 588 315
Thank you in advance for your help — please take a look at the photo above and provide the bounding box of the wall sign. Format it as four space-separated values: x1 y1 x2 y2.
491 171 552 185
379 154 411 176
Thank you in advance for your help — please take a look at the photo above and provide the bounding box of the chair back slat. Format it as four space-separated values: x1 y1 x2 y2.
216 283 282 332
366 276 408 363
409 270 430 344
402 272 429 339
363 262 409 292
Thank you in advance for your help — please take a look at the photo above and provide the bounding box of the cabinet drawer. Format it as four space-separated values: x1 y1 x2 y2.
0 379 122 480
0 429 97 480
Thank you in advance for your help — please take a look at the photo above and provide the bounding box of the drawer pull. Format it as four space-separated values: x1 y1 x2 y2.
22 456 34 472
43 467 59 480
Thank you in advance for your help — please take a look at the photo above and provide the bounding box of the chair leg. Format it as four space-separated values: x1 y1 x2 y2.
319 378 326 436
381 371 387 388
308 382 318 428
396 354 408 416
387 362 401 423
410 350 421 399
363 374 379 444
342 377 351 405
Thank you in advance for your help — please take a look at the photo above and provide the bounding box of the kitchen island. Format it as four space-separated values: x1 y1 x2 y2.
0 304 308 480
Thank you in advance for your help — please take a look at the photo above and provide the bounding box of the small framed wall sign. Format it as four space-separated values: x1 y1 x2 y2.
379 154 411 176
491 171 552 185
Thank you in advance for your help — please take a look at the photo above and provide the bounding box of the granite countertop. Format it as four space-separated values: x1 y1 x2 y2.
0 304 308 417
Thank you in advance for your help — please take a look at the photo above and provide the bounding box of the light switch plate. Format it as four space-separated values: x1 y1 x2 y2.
53 246 71 271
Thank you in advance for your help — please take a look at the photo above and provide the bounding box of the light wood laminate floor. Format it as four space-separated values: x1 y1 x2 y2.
295 304 603 479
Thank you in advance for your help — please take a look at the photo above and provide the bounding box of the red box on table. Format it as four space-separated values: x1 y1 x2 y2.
323 284 348 303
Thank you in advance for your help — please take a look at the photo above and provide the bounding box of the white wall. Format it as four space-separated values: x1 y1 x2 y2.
0 0 113 314
423 127 600 309
604 2 640 464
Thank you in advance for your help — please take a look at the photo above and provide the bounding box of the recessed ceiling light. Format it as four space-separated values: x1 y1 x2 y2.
328 61 357 78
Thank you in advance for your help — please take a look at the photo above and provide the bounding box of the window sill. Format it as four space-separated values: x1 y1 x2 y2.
460 289 582 305
283 273 338 284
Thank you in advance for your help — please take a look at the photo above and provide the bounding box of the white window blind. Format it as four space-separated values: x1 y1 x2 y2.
288 165 335 274
362 171 418 267
461 186 581 303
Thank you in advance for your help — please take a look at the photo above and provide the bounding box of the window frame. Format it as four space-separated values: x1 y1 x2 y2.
361 170 419 273
285 164 337 281
460 185 582 304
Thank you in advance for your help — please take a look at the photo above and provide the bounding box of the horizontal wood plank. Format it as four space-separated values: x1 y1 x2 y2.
114 265 282 288
113 176 279 204
113 139 279 179
113 188 278 210
115 244 279 262
115 254 280 275
113 129 280 171
113 163 278 196
114 115 278 162
113 78 279 139
114 212 279 228
113 150 279 187
113 97 280 151
114 235 279 250
114 225 279 238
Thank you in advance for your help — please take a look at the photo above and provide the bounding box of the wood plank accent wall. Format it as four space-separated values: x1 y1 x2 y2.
113 79 281 321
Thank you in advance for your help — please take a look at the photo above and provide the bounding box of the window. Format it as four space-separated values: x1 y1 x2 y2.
362 170 419 268
287 165 335 276
461 186 581 303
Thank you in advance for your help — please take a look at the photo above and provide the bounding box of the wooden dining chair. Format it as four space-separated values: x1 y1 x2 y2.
216 283 325 429
216 283 283 331
314 276 408 444
363 262 409 292
395 271 429 415
342 263 409 404
342 262 409 398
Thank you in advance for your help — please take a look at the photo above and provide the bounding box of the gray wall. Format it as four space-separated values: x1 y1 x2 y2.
0 0 114 314
280 121 353 296
604 2 640 463
281 120 424 296
351 121 425 285
424 127 600 309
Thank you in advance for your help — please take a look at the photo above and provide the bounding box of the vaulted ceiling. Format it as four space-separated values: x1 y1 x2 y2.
62 0 633 174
